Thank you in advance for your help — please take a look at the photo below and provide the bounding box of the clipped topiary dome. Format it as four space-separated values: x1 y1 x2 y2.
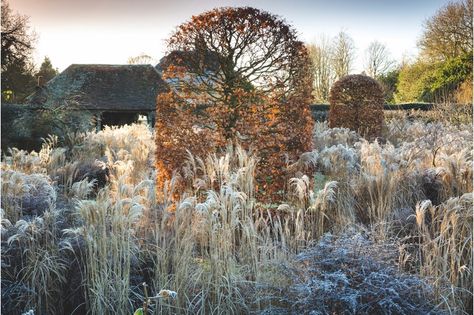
329 74 384 139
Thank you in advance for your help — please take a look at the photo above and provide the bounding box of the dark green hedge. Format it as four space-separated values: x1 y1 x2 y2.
1 104 40 152
1 103 95 153
310 103 435 112
309 103 437 121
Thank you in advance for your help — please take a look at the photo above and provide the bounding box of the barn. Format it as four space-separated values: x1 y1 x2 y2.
26 64 168 129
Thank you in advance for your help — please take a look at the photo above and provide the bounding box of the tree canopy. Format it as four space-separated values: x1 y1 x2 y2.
331 31 355 80
394 0 472 103
163 7 311 103
1 0 37 102
364 41 394 78
156 7 314 200
395 52 473 103
418 0 472 61
1 0 35 71
36 56 59 85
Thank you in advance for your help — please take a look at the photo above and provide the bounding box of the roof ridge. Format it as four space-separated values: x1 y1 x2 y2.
68 64 154 67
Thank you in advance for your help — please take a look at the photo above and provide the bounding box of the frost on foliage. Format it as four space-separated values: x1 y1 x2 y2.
283 233 438 314
1 170 56 219
317 144 359 176
313 121 360 148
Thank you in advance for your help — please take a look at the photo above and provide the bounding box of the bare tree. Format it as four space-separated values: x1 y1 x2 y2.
162 7 311 103
364 41 395 78
331 31 356 79
1 0 36 101
418 0 473 60
1 0 36 71
308 36 335 102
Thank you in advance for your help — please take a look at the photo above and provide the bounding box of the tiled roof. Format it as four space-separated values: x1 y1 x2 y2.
26 64 168 111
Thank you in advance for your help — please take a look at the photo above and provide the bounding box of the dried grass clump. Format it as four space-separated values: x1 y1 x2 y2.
428 102 473 126
282 174 354 244
310 119 472 228
354 140 423 226
3 135 65 175
145 145 262 314
1 170 56 221
1 124 155 315
408 193 473 314
308 119 472 313
61 124 155 314
313 121 360 149
3 209 68 315
78 124 154 184
385 119 471 149
4 148 45 174
1 117 471 314
329 74 384 139
55 159 109 197
384 103 473 127
78 124 153 158
71 187 143 315
282 233 438 314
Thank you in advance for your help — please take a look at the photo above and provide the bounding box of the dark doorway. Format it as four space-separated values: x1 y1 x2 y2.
100 112 139 128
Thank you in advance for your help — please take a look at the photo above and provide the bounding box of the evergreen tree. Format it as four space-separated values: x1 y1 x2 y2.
1 58 35 102
36 56 59 85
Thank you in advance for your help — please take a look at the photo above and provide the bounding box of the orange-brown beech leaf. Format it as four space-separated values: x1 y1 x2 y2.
156 7 314 202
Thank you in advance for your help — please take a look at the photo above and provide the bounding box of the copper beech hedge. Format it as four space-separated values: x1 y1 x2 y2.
155 7 314 201
329 74 384 139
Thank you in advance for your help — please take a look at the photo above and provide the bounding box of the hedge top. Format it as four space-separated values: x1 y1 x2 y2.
329 74 384 107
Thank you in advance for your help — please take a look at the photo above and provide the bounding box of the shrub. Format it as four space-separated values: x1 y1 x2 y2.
156 7 314 201
377 69 399 104
1 170 56 221
395 60 438 103
395 52 473 103
262 232 439 314
1 104 36 152
429 52 473 100
329 74 384 139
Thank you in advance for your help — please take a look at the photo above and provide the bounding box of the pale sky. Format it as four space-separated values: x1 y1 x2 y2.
10 0 451 73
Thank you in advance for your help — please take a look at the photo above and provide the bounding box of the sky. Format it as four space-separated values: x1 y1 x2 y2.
10 0 452 73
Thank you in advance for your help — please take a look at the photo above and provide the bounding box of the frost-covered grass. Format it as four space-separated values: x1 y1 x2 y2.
1 118 472 314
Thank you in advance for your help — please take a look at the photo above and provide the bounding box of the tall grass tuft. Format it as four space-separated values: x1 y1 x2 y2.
75 186 143 314
411 193 473 314
6 209 67 314
145 144 261 314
